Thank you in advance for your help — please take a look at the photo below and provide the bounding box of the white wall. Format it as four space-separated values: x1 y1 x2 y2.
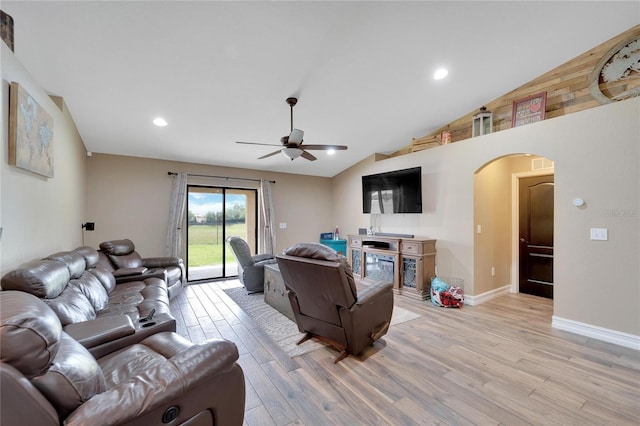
332 98 640 337
1 43 88 274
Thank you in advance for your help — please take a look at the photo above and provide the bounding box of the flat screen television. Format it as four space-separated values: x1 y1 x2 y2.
362 166 422 214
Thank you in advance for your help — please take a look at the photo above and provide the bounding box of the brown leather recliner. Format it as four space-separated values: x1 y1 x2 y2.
0 290 245 426
276 242 394 363
98 239 185 300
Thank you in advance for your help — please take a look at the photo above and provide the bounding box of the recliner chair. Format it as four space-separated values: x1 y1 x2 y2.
97 239 185 300
276 242 394 363
0 290 246 426
226 236 276 294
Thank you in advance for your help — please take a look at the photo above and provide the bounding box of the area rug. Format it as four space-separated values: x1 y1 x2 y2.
223 286 422 358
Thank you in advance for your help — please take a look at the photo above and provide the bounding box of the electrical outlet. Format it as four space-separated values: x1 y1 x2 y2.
279 223 287 229
477 224 481 234
590 228 608 241
491 266 496 276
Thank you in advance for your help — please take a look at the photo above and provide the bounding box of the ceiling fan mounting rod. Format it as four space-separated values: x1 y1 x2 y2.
286 97 297 132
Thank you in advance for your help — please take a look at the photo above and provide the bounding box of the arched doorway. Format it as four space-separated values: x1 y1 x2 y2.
474 154 555 300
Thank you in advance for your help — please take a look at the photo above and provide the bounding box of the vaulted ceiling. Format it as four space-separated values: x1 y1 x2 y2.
3 1 638 177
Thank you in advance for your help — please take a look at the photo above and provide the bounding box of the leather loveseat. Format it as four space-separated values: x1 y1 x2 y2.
97 239 185 300
1 246 175 358
0 290 246 426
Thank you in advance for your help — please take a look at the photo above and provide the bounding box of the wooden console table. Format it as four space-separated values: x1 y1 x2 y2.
347 234 436 300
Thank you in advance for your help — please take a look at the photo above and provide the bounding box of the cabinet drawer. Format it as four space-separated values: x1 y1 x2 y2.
401 242 421 254
349 237 362 248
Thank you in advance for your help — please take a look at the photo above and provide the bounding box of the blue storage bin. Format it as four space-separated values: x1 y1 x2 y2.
320 239 347 255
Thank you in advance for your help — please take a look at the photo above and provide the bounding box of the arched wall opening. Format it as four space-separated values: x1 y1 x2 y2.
473 153 555 304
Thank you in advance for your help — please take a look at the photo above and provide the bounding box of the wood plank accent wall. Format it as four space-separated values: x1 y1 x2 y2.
392 25 640 157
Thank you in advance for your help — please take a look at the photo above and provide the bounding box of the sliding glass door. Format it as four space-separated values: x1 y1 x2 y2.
186 185 258 282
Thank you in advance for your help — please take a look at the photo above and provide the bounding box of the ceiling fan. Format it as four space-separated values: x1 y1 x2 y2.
236 97 348 161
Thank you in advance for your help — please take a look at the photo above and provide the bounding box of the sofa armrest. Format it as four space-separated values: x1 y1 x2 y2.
142 257 183 268
112 268 168 285
112 267 148 278
64 337 245 426
63 316 135 349
253 254 276 264
83 313 174 359
340 280 394 356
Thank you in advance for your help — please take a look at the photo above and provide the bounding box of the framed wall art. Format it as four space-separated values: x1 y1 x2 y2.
512 92 547 128
8 82 54 177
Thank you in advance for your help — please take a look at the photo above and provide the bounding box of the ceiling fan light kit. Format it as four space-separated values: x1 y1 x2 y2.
236 97 348 162
282 147 303 160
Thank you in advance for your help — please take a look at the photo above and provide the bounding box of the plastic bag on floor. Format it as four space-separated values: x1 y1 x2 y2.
431 276 464 308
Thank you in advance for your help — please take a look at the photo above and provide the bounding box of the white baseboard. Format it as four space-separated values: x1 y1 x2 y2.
465 285 511 306
552 316 640 350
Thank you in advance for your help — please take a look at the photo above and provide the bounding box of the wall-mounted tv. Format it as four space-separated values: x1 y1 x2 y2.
362 166 422 214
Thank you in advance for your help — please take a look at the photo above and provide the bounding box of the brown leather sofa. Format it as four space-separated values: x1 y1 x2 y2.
1 246 176 358
0 290 245 426
276 242 394 363
98 239 185 300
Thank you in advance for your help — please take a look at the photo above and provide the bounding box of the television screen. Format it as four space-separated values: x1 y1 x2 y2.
362 167 422 214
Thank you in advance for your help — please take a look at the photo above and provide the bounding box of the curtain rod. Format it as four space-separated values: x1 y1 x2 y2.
168 171 275 184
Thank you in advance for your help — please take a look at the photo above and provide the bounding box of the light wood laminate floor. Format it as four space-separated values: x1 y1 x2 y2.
170 280 640 426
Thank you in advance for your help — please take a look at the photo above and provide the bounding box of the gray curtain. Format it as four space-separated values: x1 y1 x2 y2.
165 172 188 258
260 180 276 254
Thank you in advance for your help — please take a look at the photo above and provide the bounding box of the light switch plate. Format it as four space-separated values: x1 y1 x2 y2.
279 223 287 229
590 228 608 241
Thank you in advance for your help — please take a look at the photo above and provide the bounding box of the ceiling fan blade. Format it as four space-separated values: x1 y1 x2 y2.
258 149 282 159
288 128 304 144
301 151 317 161
299 144 348 151
236 141 282 147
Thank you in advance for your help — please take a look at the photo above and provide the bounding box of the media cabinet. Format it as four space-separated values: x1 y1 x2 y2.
347 234 436 300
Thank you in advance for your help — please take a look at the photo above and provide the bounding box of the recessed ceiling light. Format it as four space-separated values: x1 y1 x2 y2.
327 149 336 155
153 117 168 127
433 68 448 80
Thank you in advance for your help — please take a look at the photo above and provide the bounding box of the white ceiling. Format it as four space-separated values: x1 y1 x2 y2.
3 1 638 177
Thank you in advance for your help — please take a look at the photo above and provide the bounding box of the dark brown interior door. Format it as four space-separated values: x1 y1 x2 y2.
519 175 554 299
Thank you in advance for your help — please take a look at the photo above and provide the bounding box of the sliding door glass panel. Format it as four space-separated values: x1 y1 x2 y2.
224 189 257 277
187 187 224 281
187 185 258 282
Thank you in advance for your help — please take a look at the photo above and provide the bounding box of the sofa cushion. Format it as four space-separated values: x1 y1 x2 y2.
69 272 110 312
99 239 136 256
96 251 116 273
0 291 61 378
108 252 143 269
44 286 96 326
1 260 70 299
98 341 171 389
47 251 86 279
284 242 358 299
99 278 170 322
73 246 100 268
89 265 117 294
31 333 106 419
